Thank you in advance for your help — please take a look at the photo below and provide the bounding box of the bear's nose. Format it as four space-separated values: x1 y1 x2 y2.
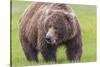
46 36 51 43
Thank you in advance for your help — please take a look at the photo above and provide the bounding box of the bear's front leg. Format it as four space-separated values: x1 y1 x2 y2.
66 32 82 62
40 44 57 62
20 37 38 62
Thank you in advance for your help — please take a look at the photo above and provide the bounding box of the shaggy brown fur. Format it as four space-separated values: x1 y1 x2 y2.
19 2 82 62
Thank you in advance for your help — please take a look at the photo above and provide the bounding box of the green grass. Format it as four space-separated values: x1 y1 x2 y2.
11 1 97 66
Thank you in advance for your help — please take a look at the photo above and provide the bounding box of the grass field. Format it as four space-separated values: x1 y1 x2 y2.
11 1 97 66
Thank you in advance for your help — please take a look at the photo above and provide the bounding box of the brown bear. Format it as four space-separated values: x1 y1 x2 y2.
19 2 82 62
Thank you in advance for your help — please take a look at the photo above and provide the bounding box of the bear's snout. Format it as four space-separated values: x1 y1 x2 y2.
46 35 52 43
46 32 56 44
46 27 57 44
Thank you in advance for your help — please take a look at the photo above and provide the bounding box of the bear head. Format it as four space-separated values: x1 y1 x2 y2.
43 10 76 45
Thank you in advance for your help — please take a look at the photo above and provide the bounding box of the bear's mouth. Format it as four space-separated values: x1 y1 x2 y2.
46 39 56 45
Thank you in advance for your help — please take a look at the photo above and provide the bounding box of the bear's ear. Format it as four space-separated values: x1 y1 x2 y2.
64 12 76 23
